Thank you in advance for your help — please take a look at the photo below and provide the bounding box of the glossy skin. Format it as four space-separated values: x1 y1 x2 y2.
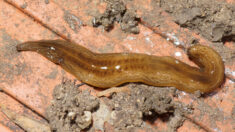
17 40 224 93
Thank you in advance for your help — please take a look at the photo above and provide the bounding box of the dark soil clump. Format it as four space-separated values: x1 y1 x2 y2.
156 0 235 42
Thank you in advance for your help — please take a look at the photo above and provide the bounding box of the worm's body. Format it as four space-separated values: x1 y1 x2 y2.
17 40 224 93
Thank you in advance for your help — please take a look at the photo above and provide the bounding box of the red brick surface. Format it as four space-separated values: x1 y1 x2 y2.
0 0 234 131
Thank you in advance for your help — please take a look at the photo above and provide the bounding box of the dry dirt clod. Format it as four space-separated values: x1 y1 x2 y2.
156 0 235 42
104 84 192 130
46 80 99 132
92 0 140 34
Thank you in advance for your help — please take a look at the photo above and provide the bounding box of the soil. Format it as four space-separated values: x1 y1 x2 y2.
63 11 84 33
212 42 235 65
46 80 100 132
44 0 49 4
90 0 235 42
46 81 193 132
92 0 140 34
154 0 235 42
104 84 193 131
20 2 28 9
